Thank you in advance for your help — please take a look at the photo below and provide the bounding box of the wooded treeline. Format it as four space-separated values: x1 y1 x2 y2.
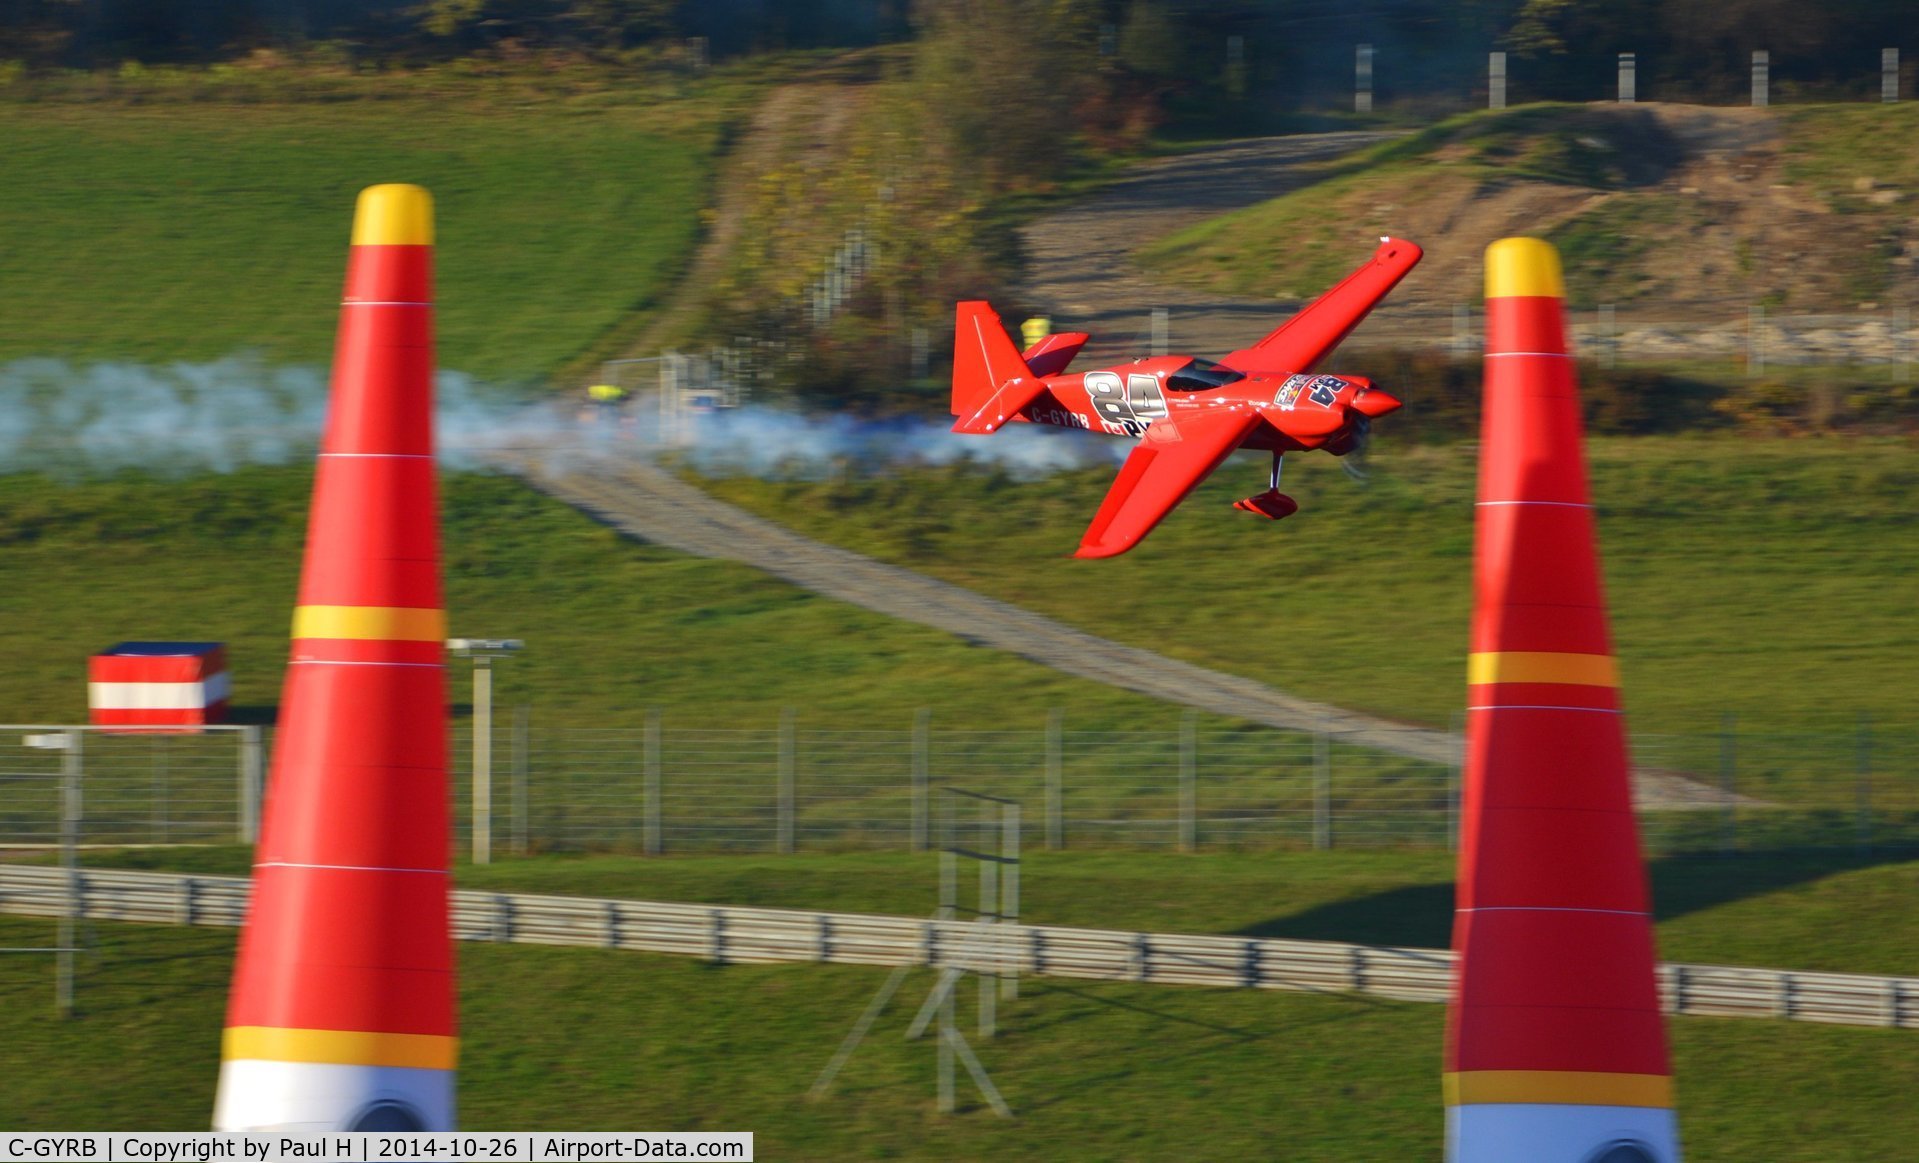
1 1 1909 106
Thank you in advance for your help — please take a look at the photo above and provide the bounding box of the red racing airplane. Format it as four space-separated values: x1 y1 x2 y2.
950 237 1422 558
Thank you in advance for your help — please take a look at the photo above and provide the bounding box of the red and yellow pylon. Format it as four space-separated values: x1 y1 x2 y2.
214 185 455 1132
1444 238 1680 1162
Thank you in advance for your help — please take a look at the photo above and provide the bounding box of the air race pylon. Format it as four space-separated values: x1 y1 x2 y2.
214 185 455 1132
1444 239 1680 1163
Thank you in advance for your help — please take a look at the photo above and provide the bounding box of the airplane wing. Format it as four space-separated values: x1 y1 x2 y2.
1075 406 1264 559
1217 238 1423 377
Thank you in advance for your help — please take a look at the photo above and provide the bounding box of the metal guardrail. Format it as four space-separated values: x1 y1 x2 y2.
1 866 1910 1031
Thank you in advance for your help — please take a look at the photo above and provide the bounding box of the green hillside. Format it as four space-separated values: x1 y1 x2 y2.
0 468 1178 730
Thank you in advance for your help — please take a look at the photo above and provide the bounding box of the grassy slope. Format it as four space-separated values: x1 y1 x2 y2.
698 437 1919 738
1139 102 1919 312
0 96 713 386
0 468 1179 730
1136 103 1679 302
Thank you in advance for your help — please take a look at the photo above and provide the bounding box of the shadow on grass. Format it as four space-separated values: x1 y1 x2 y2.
1011 979 1383 1115
1230 850 1910 950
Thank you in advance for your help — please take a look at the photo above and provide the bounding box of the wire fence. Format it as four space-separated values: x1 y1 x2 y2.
0 725 260 850
1 714 1915 858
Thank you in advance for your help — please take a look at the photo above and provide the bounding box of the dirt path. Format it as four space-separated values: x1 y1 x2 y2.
499 449 1734 809
597 82 875 368
1018 131 1396 361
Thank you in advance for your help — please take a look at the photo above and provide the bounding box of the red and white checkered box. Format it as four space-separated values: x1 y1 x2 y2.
88 642 230 728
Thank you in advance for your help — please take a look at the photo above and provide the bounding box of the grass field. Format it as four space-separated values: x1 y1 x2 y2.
3 848 1916 1156
0 95 714 387
62 845 1919 978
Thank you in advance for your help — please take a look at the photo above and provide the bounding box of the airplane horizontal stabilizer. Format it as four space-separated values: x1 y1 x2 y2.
1022 331 1090 378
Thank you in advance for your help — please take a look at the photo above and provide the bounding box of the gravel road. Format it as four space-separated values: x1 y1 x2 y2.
1019 131 1397 362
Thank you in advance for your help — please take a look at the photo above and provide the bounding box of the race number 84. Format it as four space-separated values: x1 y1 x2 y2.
1084 371 1167 436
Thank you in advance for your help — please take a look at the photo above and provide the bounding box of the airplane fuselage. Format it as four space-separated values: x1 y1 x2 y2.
1006 355 1397 457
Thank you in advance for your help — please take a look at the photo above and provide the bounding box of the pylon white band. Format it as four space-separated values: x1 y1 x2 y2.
213 1060 454 1132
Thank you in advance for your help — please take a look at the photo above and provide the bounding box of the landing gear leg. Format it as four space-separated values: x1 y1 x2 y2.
1233 452 1300 521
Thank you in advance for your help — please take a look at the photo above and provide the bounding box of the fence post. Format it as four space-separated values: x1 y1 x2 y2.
237 725 262 845
472 657 493 865
1452 303 1472 355
1598 304 1617 369
912 708 930 852
1179 710 1198 853
1885 48 1901 104
1751 50 1769 108
1856 713 1873 858
511 705 530 856
1045 709 1063 851
1150 307 1169 357
1897 304 1912 385
152 735 169 844
978 797 997 1039
1618 52 1636 103
59 731 82 1018
1355 43 1374 113
1002 802 1020 1001
643 707 662 856
1448 711 1464 852
778 707 797 854
1719 713 1738 855
1488 51 1507 109
1313 719 1332 850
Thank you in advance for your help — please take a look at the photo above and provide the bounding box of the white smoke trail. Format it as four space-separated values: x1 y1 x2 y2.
0 357 1123 480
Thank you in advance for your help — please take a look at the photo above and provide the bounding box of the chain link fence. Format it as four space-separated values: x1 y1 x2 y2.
0 725 261 849
1 714 1914 858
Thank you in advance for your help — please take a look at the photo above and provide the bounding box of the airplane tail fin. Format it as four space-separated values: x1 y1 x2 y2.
951 301 1036 427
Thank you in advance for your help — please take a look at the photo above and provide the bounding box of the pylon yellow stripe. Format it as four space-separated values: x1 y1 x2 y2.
1445 1070 1672 1108
350 184 434 246
223 1026 457 1070
292 605 446 642
1484 237 1565 300
1468 651 1618 687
